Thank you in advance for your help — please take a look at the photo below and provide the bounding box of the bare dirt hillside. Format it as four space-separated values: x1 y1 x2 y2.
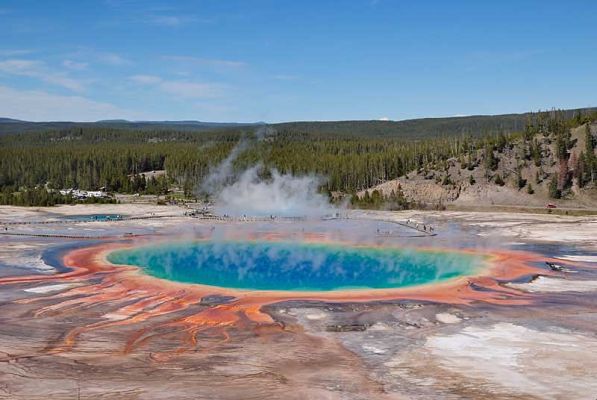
358 123 597 209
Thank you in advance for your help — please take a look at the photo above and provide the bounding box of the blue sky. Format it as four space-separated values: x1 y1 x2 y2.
0 0 596 122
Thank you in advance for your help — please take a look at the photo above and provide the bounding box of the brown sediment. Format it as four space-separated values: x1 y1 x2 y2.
0 235 563 358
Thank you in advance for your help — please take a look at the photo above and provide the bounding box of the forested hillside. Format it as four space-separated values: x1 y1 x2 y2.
357 111 597 209
272 107 596 138
0 118 259 136
3 107 595 137
1 108 596 207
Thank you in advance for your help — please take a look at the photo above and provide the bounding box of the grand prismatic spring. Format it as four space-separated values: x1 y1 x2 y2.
107 241 486 292
0 207 596 399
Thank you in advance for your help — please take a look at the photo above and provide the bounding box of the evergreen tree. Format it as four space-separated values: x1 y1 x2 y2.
584 125 595 184
549 175 561 199
484 145 499 171
530 139 542 167
516 168 527 189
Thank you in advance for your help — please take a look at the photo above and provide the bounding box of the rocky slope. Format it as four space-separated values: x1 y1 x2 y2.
359 123 597 209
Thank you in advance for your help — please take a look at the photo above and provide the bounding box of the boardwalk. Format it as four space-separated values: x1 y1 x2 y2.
0 212 436 238
0 214 181 226
0 231 143 239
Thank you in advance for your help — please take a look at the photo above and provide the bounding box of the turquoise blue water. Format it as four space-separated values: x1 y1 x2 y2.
107 241 485 291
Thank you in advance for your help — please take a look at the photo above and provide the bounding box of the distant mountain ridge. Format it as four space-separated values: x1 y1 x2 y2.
272 107 597 139
0 119 263 135
1 107 595 138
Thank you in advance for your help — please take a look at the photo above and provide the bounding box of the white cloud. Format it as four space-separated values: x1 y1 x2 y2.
97 52 132 66
63 48 132 67
0 49 33 56
130 74 162 84
163 55 247 69
0 85 146 121
129 74 222 98
62 59 88 70
144 14 206 27
41 75 85 92
149 15 183 26
0 59 84 91
0 59 39 70
378 116 391 121
273 74 299 81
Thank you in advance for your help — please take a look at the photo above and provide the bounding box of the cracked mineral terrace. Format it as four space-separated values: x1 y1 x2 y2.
0 204 596 399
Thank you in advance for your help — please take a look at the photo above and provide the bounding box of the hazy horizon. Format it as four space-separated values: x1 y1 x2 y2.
2 105 595 125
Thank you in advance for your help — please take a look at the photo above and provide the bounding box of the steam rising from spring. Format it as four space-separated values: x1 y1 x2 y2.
199 126 336 217
200 138 249 194
216 166 333 217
